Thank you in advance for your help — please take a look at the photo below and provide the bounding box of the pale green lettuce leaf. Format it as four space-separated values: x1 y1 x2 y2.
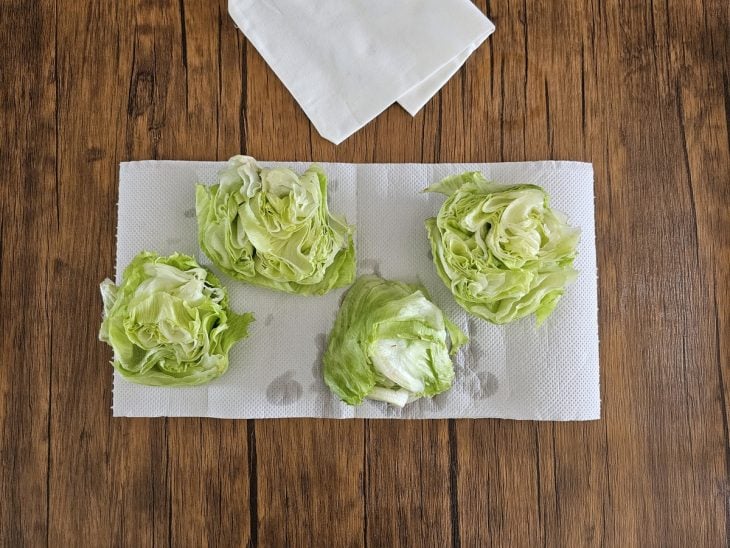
99 251 254 386
323 275 467 407
425 171 580 325
196 155 355 295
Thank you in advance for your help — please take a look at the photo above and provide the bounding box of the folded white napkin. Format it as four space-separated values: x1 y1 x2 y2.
229 0 495 144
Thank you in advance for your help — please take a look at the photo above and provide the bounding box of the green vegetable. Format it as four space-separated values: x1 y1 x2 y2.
99 251 253 386
196 155 355 295
323 275 467 407
425 172 580 325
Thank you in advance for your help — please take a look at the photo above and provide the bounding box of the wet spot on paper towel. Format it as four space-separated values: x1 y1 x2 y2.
463 332 486 371
310 333 328 378
360 258 381 276
411 390 449 414
472 341 486 365
264 313 274 326
314 387 340 417
427 249 433 261
166 237 182 245
428 389 451 410
184 207 196 218
310 333 336 415
326 179 339 209
384 403 404 418
266 372 302 405
467 372 499 399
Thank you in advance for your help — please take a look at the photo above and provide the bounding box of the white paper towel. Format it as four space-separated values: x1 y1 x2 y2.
113 161 599 420
228 0 495 144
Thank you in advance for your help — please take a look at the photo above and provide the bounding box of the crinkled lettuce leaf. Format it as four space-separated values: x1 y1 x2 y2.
99 251 253 386
196 155 355 295
324 275 467 407
425 172 580 325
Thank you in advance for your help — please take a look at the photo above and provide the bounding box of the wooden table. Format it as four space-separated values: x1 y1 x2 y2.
2 1 728 545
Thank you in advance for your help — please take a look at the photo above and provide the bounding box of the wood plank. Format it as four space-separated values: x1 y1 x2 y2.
122 1 254 546
255 420 365 546
242 38 367 547
47 1 253 545
0 1 55 545
444 1 606 546
357 93 458 548
364 421 454 547
49 1 166 545
454 421 542 546
594 0 728 543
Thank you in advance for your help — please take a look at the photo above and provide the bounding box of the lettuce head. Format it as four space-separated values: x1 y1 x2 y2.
323 275 467 407
99 251 253 386
425 172 580 325
196 155 355 295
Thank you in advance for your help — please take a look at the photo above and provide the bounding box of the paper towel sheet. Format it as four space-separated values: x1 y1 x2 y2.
113 161 599 420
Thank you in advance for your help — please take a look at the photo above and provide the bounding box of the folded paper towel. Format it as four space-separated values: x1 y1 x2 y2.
228 0 495 144
113 160 600 420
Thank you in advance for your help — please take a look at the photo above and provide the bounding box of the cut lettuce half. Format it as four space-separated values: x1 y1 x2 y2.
323 275 467 407
425 172 580 325
99 251 253 386
196 155 355 295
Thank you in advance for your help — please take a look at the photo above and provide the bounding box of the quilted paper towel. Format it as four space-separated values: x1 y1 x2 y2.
228 0 495 144
112 161 599 420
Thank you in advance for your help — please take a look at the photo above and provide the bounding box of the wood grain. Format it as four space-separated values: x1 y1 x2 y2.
0 2 54 545
0 0 728 546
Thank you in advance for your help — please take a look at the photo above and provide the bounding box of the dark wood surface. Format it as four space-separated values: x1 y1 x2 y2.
1 1 728 546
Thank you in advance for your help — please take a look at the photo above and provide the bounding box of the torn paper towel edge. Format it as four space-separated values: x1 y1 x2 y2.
228 1 495 145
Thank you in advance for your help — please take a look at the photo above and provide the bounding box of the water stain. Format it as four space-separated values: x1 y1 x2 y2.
311 332 328 377
427 249 433 261
428 390 452 411
384 403 404 418
266 372 303 405
184 207 196 218
360 258 381 276
310 332 335 415
460 321 485 372
468 340 485 368
166 237 182 245
264 313 274 326
467 372 499 399
312 383 339 417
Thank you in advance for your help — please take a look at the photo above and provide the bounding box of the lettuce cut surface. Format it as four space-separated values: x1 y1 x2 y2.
324 275 467 407
99 251 253 386
425 172 580 325
196 155 355 295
